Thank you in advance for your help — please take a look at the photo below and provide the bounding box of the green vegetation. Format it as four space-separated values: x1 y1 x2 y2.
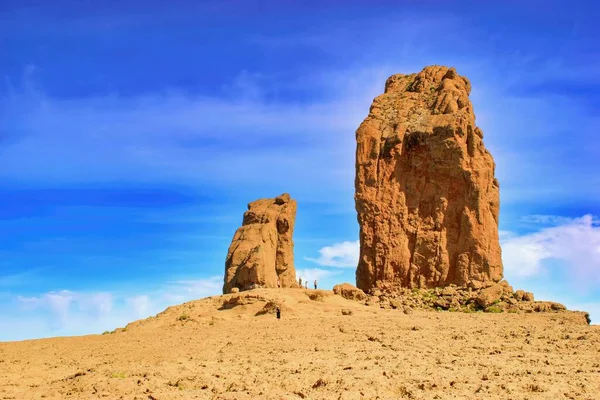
462 305 477 313
177 314 190 321
485 305 503 314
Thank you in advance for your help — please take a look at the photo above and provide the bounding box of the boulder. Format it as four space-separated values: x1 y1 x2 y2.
434 298 450 310
523 292 534 302
514 290 525 301
223 193 297 293
333 283 368 301
355 66 503 292
389 298 403 309
498 280 514 294
533 301 566 312
468 280 483 290
255 301 283 316
476 284 503 308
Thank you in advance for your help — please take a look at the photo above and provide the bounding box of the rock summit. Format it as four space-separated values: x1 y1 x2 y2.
223 193 297 294
355 65 503 291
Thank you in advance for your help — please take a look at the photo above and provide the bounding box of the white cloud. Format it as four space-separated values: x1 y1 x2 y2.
296 268 341 285
305 240 359 268
519 214 600 226
166 277 222 297
125 295 150 318
5 276 222 341
501 215 600 287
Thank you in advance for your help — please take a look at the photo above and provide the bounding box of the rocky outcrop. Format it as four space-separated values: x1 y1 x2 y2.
355 65 503 291
347 283 574 317
333 283 367 301
223 193 297 294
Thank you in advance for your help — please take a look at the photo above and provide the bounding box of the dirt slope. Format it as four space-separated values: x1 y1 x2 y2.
0 289 598 399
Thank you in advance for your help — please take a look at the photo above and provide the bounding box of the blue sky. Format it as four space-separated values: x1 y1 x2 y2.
1 0 599 340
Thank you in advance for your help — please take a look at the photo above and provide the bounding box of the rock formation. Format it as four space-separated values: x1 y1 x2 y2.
355 65 503 292
223 193 297 294
333 283 367 302
332 281 573 318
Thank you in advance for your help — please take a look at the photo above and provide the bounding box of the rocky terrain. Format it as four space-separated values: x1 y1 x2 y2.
333 282 586 317
355 65 502 291
223 193 297 294
0 288 597 400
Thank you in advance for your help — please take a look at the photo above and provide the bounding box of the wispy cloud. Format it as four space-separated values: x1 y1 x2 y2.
502 214 600 323
0 68 381 198
305 240 359 268
501 214 600 287
519 214 600 226
3 276 222 341
295 268 341 285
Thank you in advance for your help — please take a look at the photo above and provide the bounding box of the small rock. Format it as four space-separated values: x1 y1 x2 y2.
449 297 461 309
230 287 240 294
403 307 413 315
341 309 353 316
468 280 483 290
389 299 402 309
434 298 450 310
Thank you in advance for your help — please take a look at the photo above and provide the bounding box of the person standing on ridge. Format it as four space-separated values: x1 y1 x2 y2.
314 280 317 290
276 307 281 319
304 281 308 289
298 277 302 287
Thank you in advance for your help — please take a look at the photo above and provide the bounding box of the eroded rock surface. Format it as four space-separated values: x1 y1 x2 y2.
349 283 581 320
355 65 503 291
223 193 297 293
333 283 368 301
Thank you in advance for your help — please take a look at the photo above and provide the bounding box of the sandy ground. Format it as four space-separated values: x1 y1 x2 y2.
0 289 598 400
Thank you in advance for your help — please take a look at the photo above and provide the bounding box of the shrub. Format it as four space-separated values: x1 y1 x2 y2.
485 305 503 313
177 314 189 321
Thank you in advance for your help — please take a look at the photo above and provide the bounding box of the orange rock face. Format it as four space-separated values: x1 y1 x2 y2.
355 65 503 291
223 193 297 294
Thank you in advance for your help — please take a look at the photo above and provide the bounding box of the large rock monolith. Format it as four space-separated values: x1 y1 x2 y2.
355 65 503 292
223 193 297 294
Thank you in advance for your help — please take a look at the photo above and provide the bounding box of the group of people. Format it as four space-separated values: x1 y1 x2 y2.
298 277 317 290
275 276 318 289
